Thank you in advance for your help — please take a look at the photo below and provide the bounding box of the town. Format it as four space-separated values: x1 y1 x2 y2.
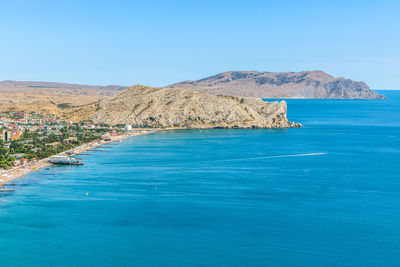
0 111 134 169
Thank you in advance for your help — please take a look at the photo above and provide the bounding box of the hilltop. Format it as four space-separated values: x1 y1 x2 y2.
168 71 386 99
63 85 300 129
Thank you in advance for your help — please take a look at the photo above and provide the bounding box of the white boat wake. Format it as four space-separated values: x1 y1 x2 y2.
213 152 327 162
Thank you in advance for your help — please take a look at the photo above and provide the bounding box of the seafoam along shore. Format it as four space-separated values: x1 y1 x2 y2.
0 129 159 188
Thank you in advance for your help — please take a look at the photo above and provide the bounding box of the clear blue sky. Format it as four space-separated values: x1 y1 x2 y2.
1 0 399 89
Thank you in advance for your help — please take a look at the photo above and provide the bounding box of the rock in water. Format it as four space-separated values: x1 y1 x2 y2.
168 70 386 99
64 85 300 129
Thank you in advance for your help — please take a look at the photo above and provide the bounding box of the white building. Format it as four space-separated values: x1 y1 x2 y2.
124 124 132 131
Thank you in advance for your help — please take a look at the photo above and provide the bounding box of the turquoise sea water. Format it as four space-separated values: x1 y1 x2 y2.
1 90 400 266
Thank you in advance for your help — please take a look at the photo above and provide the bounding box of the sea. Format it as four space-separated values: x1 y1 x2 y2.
0 90 399 267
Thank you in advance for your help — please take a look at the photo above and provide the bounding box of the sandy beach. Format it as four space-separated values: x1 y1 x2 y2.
0 129 158 188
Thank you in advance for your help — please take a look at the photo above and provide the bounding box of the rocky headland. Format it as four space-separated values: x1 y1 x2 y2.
63 85 300 129
169 70 386 99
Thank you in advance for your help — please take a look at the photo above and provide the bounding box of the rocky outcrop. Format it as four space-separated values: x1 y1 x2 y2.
168 71 386 99
63 85 301 129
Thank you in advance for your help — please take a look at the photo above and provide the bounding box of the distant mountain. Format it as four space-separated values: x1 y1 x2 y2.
0 80 128 115
63 85 301 129
0 80 127 95
168 71 386 99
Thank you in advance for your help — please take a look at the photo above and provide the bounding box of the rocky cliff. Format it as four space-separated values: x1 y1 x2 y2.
168 71 386 99
63 85 300 129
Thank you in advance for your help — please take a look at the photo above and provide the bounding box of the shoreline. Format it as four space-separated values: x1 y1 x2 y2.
0 129 159 188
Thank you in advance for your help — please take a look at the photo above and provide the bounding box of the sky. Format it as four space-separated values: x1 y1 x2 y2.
1 0 399 89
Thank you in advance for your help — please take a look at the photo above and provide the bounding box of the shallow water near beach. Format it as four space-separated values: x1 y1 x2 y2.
1 90 400 266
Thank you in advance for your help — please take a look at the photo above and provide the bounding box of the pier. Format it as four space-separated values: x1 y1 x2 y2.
51 162 84 165
48 156 84 165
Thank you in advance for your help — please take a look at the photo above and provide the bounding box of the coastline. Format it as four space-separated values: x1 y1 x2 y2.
0 129 159 188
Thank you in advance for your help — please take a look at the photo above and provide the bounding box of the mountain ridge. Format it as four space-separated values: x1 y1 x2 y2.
0 80 127 92
168 70 386 99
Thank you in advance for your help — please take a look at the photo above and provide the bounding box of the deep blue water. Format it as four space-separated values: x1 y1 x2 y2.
1 90 400 266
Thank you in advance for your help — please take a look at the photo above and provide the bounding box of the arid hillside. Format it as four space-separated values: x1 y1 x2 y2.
63 85 301 128
0 80 126 115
